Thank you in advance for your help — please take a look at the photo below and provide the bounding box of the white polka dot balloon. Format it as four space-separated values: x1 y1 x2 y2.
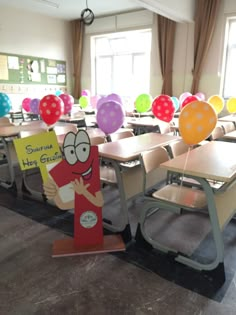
179 101 217 145
96 101 125 134
39 94 62 125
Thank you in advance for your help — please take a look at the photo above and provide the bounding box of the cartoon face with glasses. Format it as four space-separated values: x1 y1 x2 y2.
43 130 104 248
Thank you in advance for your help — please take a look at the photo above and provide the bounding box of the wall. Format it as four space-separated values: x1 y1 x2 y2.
0 6 73 109
81 1 236 102
1 1 236 110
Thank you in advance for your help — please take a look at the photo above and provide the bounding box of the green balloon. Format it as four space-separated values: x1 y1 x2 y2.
135 94 152 113
79 95 89 108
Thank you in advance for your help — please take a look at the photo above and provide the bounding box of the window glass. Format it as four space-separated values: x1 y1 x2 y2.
91 29 152 101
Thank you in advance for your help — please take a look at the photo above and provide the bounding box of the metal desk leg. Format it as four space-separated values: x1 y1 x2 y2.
0 137 17 190
136 176 226 279
102 159 133 243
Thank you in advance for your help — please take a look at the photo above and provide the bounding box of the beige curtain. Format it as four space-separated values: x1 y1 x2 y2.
191 0 221 94
71 19 85 99
157 14 176 95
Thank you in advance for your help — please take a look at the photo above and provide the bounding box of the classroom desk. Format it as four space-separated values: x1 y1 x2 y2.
125 117 161 134
218 114 236 125
138 141 236 276
0 122 47 189
222 130 236 142
98 133 179 239
56 128 133 146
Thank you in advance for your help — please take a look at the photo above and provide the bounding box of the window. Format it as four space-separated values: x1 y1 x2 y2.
221 17 236 99
91 29 152 101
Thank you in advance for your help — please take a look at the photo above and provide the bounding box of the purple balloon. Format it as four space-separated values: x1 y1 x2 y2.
96 96 107 110
30 98 40 114
96 93 123 111
106 93 123 106
96 101 125 134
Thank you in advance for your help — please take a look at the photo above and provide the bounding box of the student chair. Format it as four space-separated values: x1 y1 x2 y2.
135 146 207 254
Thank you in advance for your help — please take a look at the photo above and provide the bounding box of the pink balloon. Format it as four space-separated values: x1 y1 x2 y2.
81 89 90 97
195 92 205 101
90 95 101 109
22 98 31 112
179 92 192 105
96 101 125 134
59 94 74 114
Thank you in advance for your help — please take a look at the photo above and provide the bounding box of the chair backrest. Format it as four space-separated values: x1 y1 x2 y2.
220 121 235 134
140 146 170 193
109 130 134 142
209 125 225 140
167 140 190 158
90 136 106 145
53 124 78 135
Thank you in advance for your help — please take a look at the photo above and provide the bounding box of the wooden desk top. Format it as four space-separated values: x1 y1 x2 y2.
98 133 179 162
160 141 236 182
218 115 236 122
223 130 236 140
0 121 47 137
125 117 160 127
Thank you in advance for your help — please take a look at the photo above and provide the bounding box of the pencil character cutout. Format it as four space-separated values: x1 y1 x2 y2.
46 130 104 248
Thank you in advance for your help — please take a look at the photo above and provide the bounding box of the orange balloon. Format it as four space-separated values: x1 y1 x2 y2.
179 101 217 145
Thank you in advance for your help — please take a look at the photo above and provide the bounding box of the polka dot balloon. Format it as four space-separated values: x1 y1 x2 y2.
96 101 125 134
0 93 11 117
59 93 74 114
152 94 175 122
179 101 217 146
39 94 62 125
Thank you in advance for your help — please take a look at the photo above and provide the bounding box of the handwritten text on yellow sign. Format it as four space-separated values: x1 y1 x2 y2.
13 130 62 171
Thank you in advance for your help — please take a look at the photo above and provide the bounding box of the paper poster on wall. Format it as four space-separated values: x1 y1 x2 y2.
47 67 58 74
57 63 66 74
57 74 65 83
40 60 45 73
48 60 56 67
47 74 57 84
8 56 19 70
31 73 41 82
0 55 9 80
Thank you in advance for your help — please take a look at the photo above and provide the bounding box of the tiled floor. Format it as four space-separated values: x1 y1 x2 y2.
1 180 236 315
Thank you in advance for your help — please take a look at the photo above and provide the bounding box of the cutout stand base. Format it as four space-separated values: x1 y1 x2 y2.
52 235 125 257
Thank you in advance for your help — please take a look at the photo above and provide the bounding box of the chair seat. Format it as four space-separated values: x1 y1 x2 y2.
152 184 207 209
100 165 117 184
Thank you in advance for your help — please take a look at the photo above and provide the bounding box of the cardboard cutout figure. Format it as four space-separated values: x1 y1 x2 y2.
44 130 125 256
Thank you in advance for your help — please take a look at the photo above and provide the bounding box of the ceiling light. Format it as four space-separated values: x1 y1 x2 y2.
33 0 59 9
81 0 95 26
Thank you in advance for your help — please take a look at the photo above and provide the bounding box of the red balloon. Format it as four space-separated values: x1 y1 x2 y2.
181 95 199 110
39 94 62 125
152 95 174 122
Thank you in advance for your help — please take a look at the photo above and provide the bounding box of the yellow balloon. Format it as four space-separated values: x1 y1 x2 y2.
226 97 236 113
179 101 217 146
207 95 224 114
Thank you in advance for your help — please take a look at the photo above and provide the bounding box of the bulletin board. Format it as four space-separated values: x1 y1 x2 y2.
0 52 66 86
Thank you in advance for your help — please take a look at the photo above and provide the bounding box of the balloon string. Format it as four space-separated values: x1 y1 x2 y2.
177 146 191 197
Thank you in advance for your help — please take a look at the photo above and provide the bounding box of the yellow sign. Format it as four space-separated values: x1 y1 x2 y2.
13 130 62 182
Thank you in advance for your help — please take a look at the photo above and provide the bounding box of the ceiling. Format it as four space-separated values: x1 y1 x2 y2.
0 0 195 22
0 0 143 21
